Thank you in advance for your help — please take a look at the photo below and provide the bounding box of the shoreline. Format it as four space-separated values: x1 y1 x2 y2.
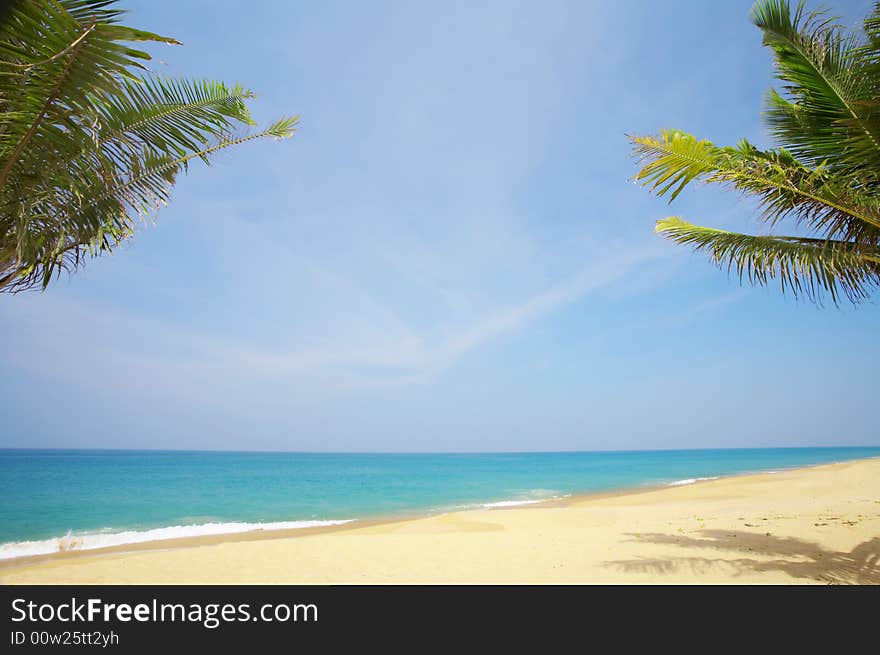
2 456 879 583
0 458 847 568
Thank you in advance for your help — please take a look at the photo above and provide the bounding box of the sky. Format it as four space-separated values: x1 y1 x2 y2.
0 0 877 452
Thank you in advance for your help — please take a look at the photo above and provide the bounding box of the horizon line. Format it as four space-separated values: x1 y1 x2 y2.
1 444 879 456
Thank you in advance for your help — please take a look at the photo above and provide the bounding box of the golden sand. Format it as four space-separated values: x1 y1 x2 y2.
2 458 878 584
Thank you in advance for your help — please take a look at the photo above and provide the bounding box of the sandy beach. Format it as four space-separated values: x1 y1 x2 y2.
2 457 878 584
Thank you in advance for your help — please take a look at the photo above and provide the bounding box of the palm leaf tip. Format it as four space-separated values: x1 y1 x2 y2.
266 115 300 139
629 130 719 202
100 25 183 47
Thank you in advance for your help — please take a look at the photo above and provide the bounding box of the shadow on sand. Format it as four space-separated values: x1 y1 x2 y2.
604 531 880 584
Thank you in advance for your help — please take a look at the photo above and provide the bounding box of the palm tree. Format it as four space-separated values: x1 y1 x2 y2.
631 0 880 304
0 0 297 292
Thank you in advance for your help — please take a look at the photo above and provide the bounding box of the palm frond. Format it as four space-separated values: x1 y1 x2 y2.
631 130 880 239
630 1 880 304
751 0 880 175
0 0 296 292
656 216 880 303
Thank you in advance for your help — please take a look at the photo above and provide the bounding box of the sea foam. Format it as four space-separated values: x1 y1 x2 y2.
667 476 719 486
482 490 571 508
481 499 546 508
0 519 354 561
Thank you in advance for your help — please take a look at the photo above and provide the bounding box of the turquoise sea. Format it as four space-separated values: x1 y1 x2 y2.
1 446 878 559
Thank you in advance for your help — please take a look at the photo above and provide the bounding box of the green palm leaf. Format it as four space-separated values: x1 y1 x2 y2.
631 0 880 304
656 217 880 303
632 130 880 240
752 0 880 174
0 0 296 292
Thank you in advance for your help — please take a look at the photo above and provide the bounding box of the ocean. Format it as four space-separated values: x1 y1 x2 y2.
1 446 878 560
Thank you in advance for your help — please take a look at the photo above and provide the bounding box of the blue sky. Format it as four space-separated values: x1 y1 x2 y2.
1 0 877 451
